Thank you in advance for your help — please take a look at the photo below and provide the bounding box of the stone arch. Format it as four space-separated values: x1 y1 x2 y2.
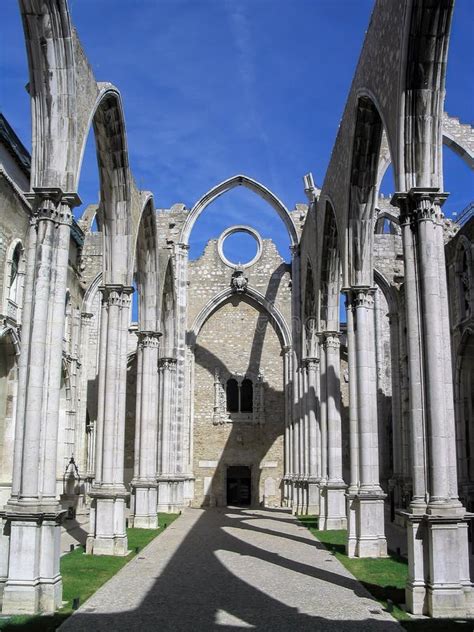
75 86 132 285
377 116 474 189
179 174 298 248
131 194 159 332
188 285 292 350
78 205 102 233
19 0 76 190
320 201 341 330
3 239 25 323
348 95 385 286
160 259 177 357
401 0 455 190
303 259 317 357
454 235 473 323
0 327 19 490
454 327 474 507
374 211 400 235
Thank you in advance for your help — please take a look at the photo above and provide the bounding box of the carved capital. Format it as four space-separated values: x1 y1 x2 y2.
158 356 177 372
303 356 320 373
137 330 161 349
26 188 81 227
391 188 448 226
352 286 376 310
322 331 340 350
100 284 134 309
81 311 94 323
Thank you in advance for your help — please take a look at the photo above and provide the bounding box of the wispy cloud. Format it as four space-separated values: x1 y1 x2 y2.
224 1 278 189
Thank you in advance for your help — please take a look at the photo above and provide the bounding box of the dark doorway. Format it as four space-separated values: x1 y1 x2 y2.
226 466 251 506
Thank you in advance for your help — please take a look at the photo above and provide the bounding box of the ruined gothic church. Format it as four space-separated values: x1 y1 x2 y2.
0 0 473 621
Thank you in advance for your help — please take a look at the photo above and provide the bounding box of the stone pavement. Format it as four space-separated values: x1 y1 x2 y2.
60 508 401 631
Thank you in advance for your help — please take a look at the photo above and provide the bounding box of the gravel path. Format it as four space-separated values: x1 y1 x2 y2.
60 507 401 631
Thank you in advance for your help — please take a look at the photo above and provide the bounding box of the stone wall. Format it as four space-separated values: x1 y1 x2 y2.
192 299 285 507
187 234 292 507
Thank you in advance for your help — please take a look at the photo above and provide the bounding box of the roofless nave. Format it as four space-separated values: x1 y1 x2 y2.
0 0 473 621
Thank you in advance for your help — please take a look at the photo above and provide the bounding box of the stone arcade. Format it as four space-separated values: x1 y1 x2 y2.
0 0 473 620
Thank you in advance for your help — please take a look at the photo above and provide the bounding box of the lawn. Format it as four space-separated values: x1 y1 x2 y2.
298 515 474 632
0 512 179 632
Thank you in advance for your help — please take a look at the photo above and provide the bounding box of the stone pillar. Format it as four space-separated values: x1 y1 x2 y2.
157 357 179 512
352 287 387 557
86 284 133 556
393 189 473 617
283 346 292 506
174 242 194 505
343 289 359 556
304 357 321 515
130 331 161 529
300 367 308 514
318 335 328 524
76 312 94 479
1 188 80 614
320 332 346 529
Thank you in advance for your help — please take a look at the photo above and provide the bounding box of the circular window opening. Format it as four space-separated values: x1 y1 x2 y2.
218 226 263 269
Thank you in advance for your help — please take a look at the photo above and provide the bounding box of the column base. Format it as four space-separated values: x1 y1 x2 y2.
321 481 347 530
157 476 185 512
130 482 158 529
307 479 320 515
405 509 474 617
355 490 387 557
86 487 129 556
1 503 65 614
182 476 195 505
299 479 309 515
346 489 358 557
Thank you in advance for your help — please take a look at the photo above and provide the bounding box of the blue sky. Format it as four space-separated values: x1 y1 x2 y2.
1 0 473 265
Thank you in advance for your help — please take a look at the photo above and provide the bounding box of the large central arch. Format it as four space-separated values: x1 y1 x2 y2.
188 285 292 350
179 174 298 248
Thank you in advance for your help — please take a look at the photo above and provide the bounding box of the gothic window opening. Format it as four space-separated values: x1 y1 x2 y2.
9 244 20 302
240 378 253 412
218 371 263 423
226 378 239 413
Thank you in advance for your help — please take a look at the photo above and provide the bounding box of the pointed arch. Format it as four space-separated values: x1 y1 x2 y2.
401 0 455 190
75 85 132 285
348 95 384 286
132 193 159 332
19 0 76 190
179 174 298 247
188 285 291 350
160 259 177 357
320 201 341 330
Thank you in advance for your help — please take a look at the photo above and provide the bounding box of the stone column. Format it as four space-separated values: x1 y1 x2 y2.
131 331 161 529
157 356 178 512
304 357 321 515
2 188 80 614
283 346 292 506
343 289 359 556
300 367 308 514
76 312 94 479
174 243 193 505
86 284 133 556
321 332 346 529
393 189 473 617
352 287 387 557
318 335 328 524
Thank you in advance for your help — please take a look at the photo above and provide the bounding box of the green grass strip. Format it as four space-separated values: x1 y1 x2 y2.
0 512 179 632
298 515 474 632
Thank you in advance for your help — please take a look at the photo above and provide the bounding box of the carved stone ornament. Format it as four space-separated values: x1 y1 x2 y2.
231 267 248 293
